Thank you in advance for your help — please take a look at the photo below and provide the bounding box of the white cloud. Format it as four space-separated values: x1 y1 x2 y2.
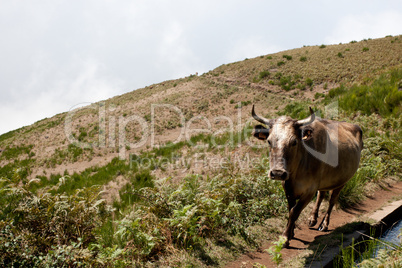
156 21 200 78
1 1 402 135
226 36 282 62
325 10 402 44
1 55 124 134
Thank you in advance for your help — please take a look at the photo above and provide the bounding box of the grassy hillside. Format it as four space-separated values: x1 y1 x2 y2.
0 35 401 267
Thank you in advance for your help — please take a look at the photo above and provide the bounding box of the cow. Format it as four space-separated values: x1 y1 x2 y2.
251 105 363 248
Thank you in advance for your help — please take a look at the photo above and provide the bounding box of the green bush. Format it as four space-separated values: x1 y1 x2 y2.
339 68 402 117
277 61 285 67
0 180 111 267
300 56 307 62
139 174 287 248
305 77 314 87
235 100 251 108
253 70 270 82
115 170 155 210
279 76 296 91
282 55 292 60
276 102 313 119
314 92 325 99
1 144 34 160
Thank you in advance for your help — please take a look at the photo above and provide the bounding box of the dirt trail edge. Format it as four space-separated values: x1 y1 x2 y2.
225 181 402 268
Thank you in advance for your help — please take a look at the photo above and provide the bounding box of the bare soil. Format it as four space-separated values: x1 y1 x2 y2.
225 181 402 268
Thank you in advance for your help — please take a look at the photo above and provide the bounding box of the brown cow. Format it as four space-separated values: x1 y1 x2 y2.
251 105 363 247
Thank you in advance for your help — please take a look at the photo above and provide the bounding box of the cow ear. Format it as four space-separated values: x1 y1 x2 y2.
253 125 269 140
301 128 313 141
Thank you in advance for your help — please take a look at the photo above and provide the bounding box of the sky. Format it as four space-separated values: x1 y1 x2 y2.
0 0 401 135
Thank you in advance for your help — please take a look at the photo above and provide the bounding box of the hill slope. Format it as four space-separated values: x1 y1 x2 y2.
1 35 401 180
0 35 401 267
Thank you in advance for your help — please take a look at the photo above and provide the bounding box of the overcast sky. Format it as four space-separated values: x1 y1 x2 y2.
0 0 401 135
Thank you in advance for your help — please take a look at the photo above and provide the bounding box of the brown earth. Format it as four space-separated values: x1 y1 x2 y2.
226 180 402 268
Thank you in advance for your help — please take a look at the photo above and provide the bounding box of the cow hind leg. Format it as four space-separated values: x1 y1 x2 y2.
318 186 343 231
308 191 326 227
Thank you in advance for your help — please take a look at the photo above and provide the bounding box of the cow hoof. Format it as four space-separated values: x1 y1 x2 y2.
318 225 328 232
308 218 317 227
283 240 290 248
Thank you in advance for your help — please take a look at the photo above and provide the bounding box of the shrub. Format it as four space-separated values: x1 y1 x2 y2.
339 68 402 117
319 44 326 48
277 102 312 119
282 55 292 60
279 76 296 91
115 170 155 210
275 72 283 79
277 61 285 67
1 144 34 160
306 78 314 87
0 181 111 267
300 56 307 62
235 100 251 108
297 83 306 90
314 92 325 99
362 47 369 52
253 70 271 82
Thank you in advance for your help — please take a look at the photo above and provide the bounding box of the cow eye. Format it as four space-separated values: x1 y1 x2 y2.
291 139 297 147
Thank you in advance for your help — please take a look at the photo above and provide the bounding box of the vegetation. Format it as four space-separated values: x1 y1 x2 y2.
282 55 292 61
0 144 34 160
253 70 271 82
334 229 402 267
266 236 287 265
0 178 111 267
0 166 287 266
0 36 401 266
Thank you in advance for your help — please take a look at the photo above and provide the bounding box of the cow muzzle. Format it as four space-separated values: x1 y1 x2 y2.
269 169 289 181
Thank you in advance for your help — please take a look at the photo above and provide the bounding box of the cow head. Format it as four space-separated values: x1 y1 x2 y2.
252 105 315 180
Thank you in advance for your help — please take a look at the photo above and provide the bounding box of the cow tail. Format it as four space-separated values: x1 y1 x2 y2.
357 126 363 150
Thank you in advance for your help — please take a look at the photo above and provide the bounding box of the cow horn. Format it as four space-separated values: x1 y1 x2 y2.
296 107 315 126
252 105 272 125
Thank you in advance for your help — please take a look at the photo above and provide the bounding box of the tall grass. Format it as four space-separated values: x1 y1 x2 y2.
0 177 112 267
327 68 402 117
333 229 402 267
0 166 287 266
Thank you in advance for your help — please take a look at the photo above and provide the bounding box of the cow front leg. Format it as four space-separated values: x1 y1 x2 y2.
283 193 314 247
318 186 343 231
282 181 296 242
308 191 326 227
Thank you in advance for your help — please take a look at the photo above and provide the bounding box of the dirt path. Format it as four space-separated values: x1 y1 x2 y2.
226 181 402 267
